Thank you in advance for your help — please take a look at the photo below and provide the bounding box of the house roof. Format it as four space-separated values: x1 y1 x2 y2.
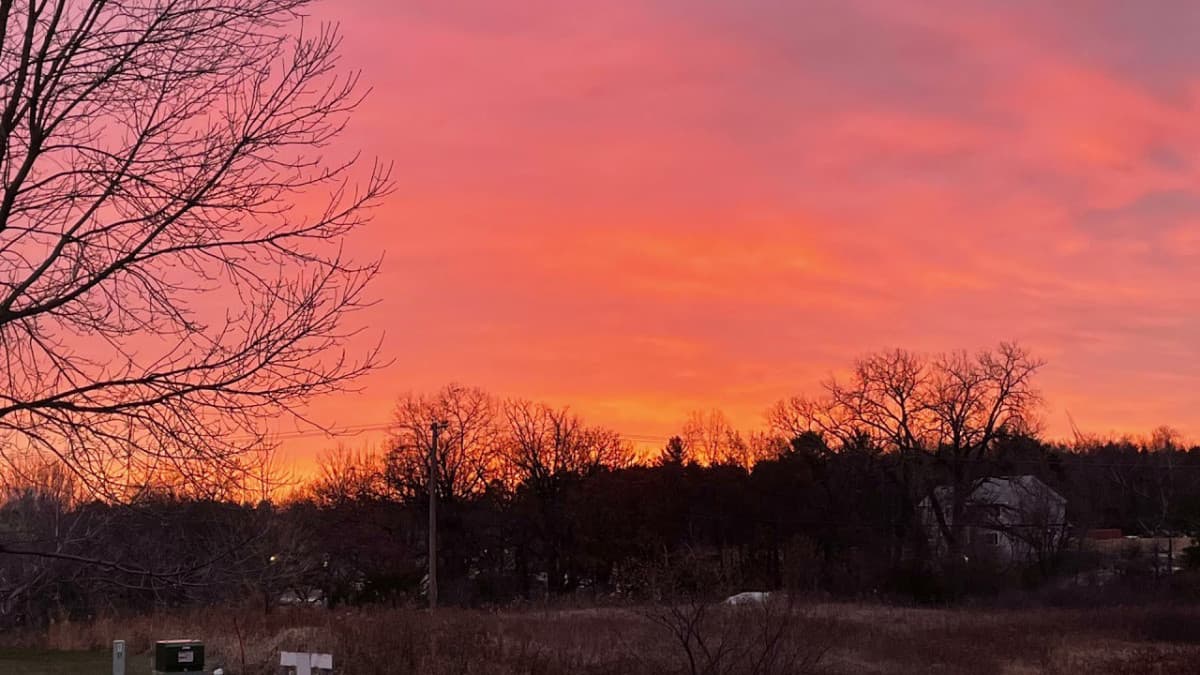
924 474 1066 510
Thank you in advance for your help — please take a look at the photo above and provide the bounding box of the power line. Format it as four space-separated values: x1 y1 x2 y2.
241 422 673 445
227 422 393 444
236 421 1200 471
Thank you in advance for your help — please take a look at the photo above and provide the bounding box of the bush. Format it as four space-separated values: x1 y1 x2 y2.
641 595 839 675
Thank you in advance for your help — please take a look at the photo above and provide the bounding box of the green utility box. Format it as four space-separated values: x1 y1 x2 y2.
153 639 204 673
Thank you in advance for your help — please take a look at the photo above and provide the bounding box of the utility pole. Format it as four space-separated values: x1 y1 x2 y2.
429 420 448 610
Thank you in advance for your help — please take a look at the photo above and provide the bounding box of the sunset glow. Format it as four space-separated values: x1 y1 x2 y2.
7 1 1200 652
291 1 1200 465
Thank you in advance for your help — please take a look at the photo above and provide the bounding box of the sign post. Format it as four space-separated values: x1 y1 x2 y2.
112 640 126 675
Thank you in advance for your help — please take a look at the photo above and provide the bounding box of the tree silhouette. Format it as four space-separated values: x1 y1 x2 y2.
0 0 390 501
386 384 502 503
659 435 688 467
770 343 1044 565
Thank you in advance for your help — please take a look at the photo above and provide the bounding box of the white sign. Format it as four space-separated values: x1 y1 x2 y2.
281 651 334 675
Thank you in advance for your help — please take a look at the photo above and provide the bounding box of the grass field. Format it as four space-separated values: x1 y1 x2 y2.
12 600 1200 674
0 648 152 675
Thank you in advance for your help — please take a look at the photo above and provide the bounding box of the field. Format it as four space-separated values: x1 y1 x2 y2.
0 648 151 675
12 601 1200 674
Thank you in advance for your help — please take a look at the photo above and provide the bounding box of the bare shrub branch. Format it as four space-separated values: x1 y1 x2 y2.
0 0 391 501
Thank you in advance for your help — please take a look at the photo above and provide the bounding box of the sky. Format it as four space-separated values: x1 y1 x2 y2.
284 0 1200 465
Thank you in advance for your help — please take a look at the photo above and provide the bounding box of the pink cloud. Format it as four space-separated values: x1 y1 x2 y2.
279 0 1200 468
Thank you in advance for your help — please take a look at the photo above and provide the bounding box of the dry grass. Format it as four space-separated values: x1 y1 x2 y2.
14 601 1200 674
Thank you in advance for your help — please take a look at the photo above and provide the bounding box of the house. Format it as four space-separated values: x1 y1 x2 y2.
920 475 1067 566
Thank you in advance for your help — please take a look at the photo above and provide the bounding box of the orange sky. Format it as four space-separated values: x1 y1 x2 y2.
280 1 1200 467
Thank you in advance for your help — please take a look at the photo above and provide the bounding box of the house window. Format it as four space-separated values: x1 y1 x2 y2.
984 532 1000 547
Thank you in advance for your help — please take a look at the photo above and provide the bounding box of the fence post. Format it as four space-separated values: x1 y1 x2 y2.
112 640 126 675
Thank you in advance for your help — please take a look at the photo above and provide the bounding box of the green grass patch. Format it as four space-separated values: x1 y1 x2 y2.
0 648 152 675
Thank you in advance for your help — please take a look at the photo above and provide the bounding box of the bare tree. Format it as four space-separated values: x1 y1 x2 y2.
385 384 502 503
769 343 1044 562
500 399 632 593
0 454 292 624
0 0 390 501
767 388 863 452
125 444 289 504
311 442 387 506
681 409 750 467
0 456 87 625
920 344 1044 557
746 430 789 465
1124 426 1185 576
501 399 632 490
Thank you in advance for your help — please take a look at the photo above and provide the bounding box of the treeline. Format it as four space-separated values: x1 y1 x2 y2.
305 413 1200 606
4 344 1200 626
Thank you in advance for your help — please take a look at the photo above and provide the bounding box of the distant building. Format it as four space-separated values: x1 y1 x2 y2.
920 475 1068 566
